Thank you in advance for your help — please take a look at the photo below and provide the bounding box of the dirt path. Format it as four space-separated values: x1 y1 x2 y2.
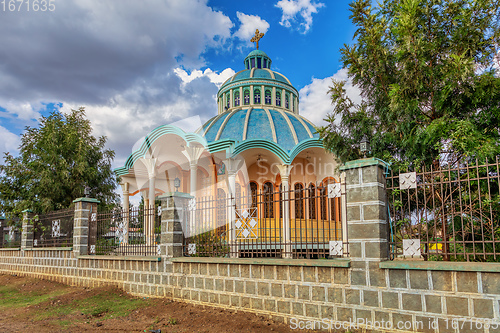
0 274 317 333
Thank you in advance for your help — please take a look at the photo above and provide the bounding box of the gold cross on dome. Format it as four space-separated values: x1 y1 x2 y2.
250 29 265 49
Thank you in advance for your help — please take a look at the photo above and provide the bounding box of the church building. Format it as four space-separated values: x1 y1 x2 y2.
114 31 343 258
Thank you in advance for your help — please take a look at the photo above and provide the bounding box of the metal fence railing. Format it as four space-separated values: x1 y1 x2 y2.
34 208 74 248
387 157 500 262
90 206 161 256
183 183 346 259
0 220 21 249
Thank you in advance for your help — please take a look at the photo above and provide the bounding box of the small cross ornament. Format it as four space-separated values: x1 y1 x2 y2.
250 29 265 49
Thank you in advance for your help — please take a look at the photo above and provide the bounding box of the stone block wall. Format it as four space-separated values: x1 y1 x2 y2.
1 249 500 332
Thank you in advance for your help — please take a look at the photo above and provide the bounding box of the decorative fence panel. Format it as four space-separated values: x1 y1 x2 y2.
90 206 161 256
1 225 21 248
183 183 345 259
386 157 500 262
34 208 74 248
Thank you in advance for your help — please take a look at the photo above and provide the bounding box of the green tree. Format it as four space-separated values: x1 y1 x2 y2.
0 107 119 217
319 0 500 167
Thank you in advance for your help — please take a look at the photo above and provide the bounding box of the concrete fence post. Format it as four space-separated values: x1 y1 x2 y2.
340 157 390 287
0 216 4 247
340 157 390 260
72 198 99 256
21 209 34 249
159 193 191 258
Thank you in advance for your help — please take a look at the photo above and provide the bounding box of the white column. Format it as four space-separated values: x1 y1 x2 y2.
143 158 157 246
182 145 205 197
182 145 205 238
277 165 293 258
141 189 149 245
239 86 243 107
261 85 265 105
225 158 244 258
250 85 254 106
120 182 130 244
272 86 276 107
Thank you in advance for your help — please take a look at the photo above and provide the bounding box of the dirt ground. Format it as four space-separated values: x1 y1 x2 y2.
0 274 320 333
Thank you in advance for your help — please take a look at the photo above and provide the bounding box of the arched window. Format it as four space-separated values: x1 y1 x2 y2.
320 185 327 220
308 184 316 220
263 182 274 218
294 183 304 219
254 88 261 104
285 94 289 109
276 91 281 107
244 90 250 105
320 179 340 222
263 58 267 68
257 57 262 68
226 93 230 109
234 91 240 107
250 182 258 211
265 90 272 104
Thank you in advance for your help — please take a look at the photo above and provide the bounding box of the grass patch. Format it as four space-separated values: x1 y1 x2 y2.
0 284 72 309
34 288 153 322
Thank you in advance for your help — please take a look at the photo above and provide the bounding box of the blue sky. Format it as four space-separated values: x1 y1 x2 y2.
0 0 361 168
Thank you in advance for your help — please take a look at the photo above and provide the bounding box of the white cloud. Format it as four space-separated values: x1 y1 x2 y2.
234 12 270 44
275 0 324 33
300 68 361 126
0 100 41 121
0 126 21 162
174 68 235 88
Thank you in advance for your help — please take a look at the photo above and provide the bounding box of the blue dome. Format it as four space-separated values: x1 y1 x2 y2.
199 108 319 152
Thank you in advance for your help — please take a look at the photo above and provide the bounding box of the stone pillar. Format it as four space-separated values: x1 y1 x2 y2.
0 216 4 247
277 165 293 258
159 193 191 258
340 157 389 287
121 182 130 244
21 209 34 249
340 157 389 260
73 197 100 256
